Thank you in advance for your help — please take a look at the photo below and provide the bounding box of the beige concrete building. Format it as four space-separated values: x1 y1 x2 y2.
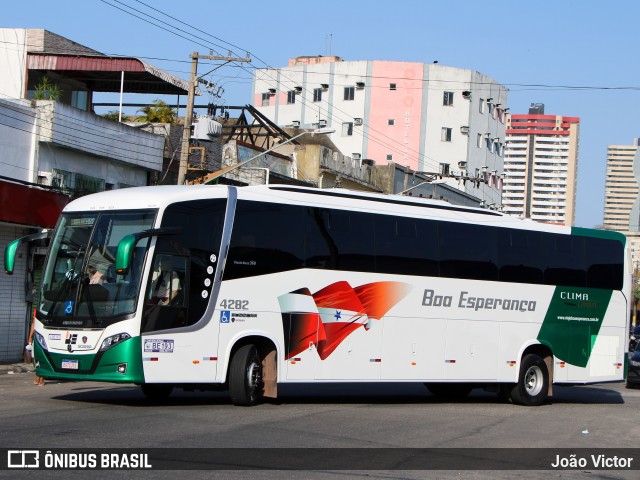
502 103 579 225
603 138 640 267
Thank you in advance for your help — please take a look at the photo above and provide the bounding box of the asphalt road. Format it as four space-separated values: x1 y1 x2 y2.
1 371 639 479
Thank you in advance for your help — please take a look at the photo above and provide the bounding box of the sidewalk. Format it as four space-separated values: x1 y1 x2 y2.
0 363 35 374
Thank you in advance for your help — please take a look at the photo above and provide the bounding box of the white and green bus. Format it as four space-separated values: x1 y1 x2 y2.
5 185 630 406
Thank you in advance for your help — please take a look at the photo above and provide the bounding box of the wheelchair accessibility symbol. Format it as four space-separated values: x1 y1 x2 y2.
220 310 230 323
64 301 74 315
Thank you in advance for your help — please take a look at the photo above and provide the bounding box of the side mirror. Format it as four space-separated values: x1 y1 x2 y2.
114 227 181 275
4 231 50 274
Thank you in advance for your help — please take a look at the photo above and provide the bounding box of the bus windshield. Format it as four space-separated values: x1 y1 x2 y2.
39 210 155 327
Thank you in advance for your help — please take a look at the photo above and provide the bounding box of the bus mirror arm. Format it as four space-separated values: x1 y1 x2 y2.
115 227 181 275
4 230 50 275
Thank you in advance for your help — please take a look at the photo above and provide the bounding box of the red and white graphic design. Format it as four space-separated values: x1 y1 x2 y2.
279 281 411 360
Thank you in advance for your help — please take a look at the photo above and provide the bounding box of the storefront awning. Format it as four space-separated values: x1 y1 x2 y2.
0 179 69 229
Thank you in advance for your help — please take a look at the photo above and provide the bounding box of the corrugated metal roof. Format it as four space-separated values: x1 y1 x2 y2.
27 53 199 95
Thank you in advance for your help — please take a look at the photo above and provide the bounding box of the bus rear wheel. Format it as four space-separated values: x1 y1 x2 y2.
510 354 549 406
229 344 263 406
141 384 173 401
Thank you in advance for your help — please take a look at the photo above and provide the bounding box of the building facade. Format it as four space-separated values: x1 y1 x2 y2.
602 138 640 266
502 103 580 225
252 56 508 207
0 28 185 362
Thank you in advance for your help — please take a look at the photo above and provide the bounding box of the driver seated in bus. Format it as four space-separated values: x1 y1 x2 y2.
149 256 181 306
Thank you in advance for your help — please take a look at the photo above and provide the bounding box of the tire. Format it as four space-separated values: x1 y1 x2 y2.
425 383 473 400
141 384 173 400
509 354 549 406
229 344 263 406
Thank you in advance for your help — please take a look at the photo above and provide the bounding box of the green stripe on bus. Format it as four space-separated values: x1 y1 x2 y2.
571 227 626 246
537 287 612 368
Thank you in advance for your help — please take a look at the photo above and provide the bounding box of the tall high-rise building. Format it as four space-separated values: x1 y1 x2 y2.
603 139 640 230
603 138 640 265
502 103 579 225
252 56 508 206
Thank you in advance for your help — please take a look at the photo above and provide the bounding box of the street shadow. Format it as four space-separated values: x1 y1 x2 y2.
46 382 625 407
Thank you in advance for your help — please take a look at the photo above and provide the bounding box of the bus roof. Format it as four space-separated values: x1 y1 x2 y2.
61 184 615 238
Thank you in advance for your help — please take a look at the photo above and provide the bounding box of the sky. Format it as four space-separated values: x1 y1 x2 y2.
3 0 639 228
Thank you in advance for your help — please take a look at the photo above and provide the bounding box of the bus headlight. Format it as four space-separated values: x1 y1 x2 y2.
99 333 131 352
34 331 48 351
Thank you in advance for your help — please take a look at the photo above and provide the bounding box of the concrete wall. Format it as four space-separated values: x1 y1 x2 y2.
0 98 38 183
37 101 164 171
0 29 28 99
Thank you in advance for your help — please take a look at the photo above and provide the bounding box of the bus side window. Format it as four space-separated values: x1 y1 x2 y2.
585 237 623 290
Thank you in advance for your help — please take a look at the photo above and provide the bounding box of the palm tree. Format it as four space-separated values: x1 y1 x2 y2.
137 100 177 123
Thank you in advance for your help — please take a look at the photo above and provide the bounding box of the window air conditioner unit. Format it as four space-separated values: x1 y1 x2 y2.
268 88 276 94
321 83 329 90
294 86 302 93
457 161 467 169
354 118 363 126
460 126 469 134
356 81 365 89
462 91 471 99
292 120 300 127
318 120 327 128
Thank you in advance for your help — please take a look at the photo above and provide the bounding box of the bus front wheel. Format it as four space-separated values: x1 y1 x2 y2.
229 344 263 406
510 354 549 406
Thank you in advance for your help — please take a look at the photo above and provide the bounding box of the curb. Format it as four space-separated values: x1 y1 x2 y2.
0 363 35 374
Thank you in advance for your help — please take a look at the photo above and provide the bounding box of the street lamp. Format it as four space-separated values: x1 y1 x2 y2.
190 127 335 185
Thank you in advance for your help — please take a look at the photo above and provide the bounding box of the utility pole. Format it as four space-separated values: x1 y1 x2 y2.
177 51 251 185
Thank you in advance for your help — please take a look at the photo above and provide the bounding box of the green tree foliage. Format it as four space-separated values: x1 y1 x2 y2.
137 100 177 123
102 110 130 122
33 76 62 101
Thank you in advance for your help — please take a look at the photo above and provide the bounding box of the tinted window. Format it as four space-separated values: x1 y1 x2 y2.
439 222 498 281
585 236 623 290
497 229 543 284
543 235 586 287
306 208 375 272
219 200 624 291
142 199 226 332
375 215 438 276
225 201 304 280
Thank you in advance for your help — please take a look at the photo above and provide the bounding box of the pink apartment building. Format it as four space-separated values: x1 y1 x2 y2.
253 56 508 206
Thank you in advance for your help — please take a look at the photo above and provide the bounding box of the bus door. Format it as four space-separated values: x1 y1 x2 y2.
140 198 227 384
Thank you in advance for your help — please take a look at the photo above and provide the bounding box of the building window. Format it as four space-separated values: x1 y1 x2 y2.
388 119 395 126
443 91 454 106
261 93 270 107
386 154 393 161
477 133 482 148
287 90 296 104
344 86 355 101
390 83 397 91
441 127 452 142
479 98 485 114
313 88 322 102
342 122 354 136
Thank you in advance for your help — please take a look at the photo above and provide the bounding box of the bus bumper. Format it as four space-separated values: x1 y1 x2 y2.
34 337 144 383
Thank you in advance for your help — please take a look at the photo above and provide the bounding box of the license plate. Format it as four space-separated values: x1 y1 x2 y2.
144 339 174 353
61 359 79 370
